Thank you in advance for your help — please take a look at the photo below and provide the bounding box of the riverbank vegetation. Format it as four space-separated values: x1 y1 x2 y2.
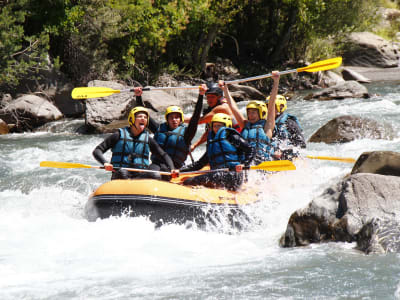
1 0 398 93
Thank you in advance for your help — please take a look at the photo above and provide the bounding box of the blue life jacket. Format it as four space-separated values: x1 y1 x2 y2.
152 123 189 169
111 127 150 169
241 119 274 162
207 127 240 169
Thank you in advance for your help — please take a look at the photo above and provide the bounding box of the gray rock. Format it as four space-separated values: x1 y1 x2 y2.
321 71 345 87
308 115 395 144
351 151 400 176
0 95 63 132
342 32 400 68
305 81 369 100
54 83 85 117
85 80 136 133
280 173 400 254
341 68 372 83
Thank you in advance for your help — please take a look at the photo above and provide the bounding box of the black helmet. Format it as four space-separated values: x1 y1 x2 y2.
205 82 223 96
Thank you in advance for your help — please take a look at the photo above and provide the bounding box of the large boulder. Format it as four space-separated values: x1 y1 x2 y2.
342 32 400 68
54 82 85 117
320 71 345 87
308 115 395 144
341 68 372 83
0 95 63 132
351 151 400 176
304 81 369 100
280 172 400 254
84 80 136 133
84 80 183 133
227 84 266 102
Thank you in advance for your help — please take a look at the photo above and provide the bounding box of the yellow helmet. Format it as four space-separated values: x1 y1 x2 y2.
165 105 184 122
211 113 232 128
128 106 149 127
266 95 287 113
246 100 268 119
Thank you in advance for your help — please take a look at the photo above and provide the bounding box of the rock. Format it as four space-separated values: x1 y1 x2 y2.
227 84 266 101
340 66 400 82
351 151 400 176
0 95 63 132
304 81 369 100
342 32 400 68
54 82 85 117
84 80 185 133
341 68 372 83
0 118 8 134
320 71 345 87
280 173 400 254
308 115 395 144
85 80 136 133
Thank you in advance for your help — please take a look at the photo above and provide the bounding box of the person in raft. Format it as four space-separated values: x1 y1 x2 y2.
222 71 282 164
134 84 205 180
92 90 178 180
188 82 241 152
180 113 255 191
265 94 306 160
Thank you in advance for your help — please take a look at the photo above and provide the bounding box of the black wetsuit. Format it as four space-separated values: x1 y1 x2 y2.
180 130 255 191
92 129 175 180
136 95 203 179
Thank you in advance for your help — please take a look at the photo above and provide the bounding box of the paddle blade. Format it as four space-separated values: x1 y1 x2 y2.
40 161 93 169
297 57 342 73
71 87 120 99
306 155 356 163
250 160 296 172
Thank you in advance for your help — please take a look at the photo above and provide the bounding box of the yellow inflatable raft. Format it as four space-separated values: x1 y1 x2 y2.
84 178 261 228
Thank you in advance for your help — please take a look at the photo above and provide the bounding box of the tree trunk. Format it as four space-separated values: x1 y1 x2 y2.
200 25 218 72
269 5 298 65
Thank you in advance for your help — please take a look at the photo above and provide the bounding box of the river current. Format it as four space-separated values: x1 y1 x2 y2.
1 81 400 299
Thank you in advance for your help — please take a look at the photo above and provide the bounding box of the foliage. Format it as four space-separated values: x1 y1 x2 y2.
0 1 51 90
0 0 393 92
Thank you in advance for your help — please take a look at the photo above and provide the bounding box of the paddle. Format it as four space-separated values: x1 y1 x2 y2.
306 155 356 163
180 160 296 175
226 57 342 84
40 160 295 175
39 161 171 175
71 57 342 99
71 86 200 100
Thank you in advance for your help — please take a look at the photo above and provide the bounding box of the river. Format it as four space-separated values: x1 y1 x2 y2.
1 81 400 299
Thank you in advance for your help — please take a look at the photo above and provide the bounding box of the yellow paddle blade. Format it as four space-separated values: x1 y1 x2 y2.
250 160 296 171
40 161 94 169
306 155 356 163
297 57 342 73
71 87 120 99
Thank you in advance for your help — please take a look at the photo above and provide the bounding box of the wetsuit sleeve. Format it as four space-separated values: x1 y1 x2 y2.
228 131 255 167
180 152 209 172
136 95 159 133
184 94 204 144
149 136 175 170
286 119 306 148
92 132 120 165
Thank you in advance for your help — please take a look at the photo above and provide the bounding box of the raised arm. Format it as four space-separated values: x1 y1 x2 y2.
264 71 280 139
134 88 159 133
185 84 205 144
220 81 246 128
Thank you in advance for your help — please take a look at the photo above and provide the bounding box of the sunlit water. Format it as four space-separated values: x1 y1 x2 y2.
1 82 400 299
